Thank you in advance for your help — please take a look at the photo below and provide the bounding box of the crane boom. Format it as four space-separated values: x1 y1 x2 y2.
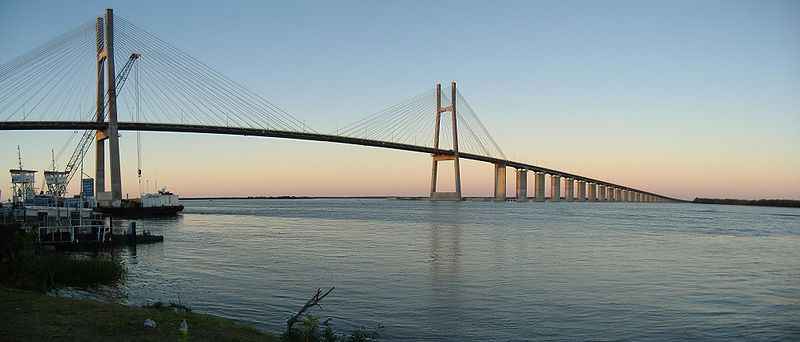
63 53 141 188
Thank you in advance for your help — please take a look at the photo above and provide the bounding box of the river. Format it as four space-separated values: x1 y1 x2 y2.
114 199 800 341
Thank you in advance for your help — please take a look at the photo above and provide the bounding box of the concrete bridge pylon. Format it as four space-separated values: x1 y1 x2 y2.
430 82 462 201
95 8 122 207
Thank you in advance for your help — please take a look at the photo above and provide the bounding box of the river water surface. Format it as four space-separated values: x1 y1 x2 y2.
114 199 800 341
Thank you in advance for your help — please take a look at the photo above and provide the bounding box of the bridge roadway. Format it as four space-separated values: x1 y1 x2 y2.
0 121 679 201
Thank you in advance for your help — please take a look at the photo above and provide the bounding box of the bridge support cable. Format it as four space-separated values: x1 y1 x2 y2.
454 89 506 160
0 20 96 123
335 84 507 162
111 16 312 133
336 88 437 144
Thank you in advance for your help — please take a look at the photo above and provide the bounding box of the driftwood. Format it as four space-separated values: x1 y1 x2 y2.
286 287 335 330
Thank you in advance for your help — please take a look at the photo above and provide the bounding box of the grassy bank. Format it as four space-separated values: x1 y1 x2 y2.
0 224 381 341
0 287 278 341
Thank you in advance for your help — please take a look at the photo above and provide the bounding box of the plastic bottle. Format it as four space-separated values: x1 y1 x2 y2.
179 319 188 341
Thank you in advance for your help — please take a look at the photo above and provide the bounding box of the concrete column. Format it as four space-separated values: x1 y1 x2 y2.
515 169 527 202
429 83 461 201
577 180 586 201
598 185 606 201
615 188 622 202
494 163 506 201
534 172 545 202
550 175 561 202
635 193 641 202
105 9 122 207
95 17 106 198
588 183 597 201
607 187 615 201
564 178 574 202
623 190 630 202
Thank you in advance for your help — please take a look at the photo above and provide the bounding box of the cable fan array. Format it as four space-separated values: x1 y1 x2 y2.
112 17 310 132
336 85 506 160
0 16 311 131
0 20 97 123
0 14 505 163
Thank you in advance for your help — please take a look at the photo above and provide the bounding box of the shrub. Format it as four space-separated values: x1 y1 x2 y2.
0 253 126 292
282 314 383 342
0 223 31 264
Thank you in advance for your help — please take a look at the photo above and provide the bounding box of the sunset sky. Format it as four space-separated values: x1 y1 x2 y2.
1 0 798 201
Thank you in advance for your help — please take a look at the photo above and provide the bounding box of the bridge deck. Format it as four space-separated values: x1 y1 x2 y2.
0 121 680 201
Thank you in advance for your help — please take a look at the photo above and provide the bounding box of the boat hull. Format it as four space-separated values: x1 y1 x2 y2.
95 205 184 218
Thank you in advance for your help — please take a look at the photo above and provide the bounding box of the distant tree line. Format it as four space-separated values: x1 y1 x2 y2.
693 198 800 208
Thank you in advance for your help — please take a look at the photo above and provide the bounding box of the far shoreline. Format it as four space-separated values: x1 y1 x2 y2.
181 196 800 208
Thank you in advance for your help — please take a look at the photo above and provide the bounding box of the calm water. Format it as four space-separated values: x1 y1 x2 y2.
114 199 800 341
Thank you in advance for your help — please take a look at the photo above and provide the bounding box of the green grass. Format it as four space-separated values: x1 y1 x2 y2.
0 287 279 341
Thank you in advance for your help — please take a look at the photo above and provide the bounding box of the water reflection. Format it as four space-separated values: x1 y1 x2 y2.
103 200 800 341
427 204 464 338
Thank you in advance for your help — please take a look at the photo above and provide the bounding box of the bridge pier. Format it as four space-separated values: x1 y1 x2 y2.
534 172 545 202
429 82 461 201
615 188 622 202
93 9 123 207
577 180 586 201
515 169 528 201
588 183 597 202
494 163 506 201
550 175 561 202
598 185 606 201
607 187 615 201
564 178 574 202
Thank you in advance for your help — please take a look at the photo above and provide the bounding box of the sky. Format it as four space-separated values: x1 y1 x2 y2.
1 0 798 200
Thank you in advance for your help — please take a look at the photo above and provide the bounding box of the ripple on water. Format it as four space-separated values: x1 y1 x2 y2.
115 200 800 341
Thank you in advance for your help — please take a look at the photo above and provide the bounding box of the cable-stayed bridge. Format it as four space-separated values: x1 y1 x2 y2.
0 9 678 206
